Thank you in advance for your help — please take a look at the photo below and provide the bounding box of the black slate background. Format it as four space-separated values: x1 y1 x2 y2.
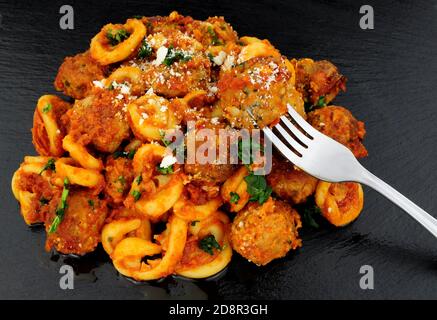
0 0 436 299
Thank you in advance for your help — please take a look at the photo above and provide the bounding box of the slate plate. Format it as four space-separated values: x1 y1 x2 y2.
0 0 436 299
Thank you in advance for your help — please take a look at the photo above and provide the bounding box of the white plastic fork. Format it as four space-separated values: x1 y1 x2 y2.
263 104 437 238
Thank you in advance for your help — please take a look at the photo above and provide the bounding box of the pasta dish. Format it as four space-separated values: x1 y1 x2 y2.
11 12 367 281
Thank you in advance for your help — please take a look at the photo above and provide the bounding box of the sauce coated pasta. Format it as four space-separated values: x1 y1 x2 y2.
12 11 368 281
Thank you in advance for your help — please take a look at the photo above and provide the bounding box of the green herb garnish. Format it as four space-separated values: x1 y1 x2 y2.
163 45 191 66
113 149 136 160
230 192 240 204
305 96 327 113
88 199 95 209
135 175 142 184
48 178 70 233
156 164 174 175
199 234 221 255
191 220 199 226
42 103 52 113
117 175 126 185
207 26 222 46
132 190 141 201
40 197 49 205
207 52 214 63
159 130 172 147
106 29 130 46
244 173 272 204
39 158 56 175
138 39 152 58
316 96 326 107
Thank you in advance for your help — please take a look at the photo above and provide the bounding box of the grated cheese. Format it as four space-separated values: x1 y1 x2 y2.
153 46 168 66
159 155 177 168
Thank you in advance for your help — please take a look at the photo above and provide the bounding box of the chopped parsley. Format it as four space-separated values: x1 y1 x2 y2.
244 173 272 205
48 178 70 233
88 199 95 209
132 15 144 19
207 52 214 63
113 149 136 160
135 175 142 184
156 164 174 175
199 234 221 255
138 39 152 58
230 192 240 204
117 175 126 185
159 130 172 147
163 45 191 66
106 29 130 46
191 220 199 226
305 96 327 113
132 190 141 201
39 158 56 175
207 26 222 46
39 197 49 205
316 95 326 107
42 103 52 113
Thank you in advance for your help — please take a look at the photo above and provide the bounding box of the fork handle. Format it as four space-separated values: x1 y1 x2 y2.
359 168 437 238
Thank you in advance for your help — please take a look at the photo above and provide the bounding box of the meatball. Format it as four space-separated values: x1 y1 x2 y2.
104 156 135 204
54 51 107 99
14 171 61 225
141 28 212 98
45 189 108 255
230 198 301 265
293 58 346 106
267 157 318 204
145 12 195 35
145 12 238 48
216 56 301 128
184 118 237 186
187 16 238 48
63 89 130 153
307 106 368 158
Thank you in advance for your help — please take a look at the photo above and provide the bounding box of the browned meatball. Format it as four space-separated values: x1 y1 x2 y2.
145 13 238 48
307 106 368 158
187 16 238 48
141 29 212 98
184 118 237 186
45 189 108 255
144 13 195 34
216 56 299 128
267 157 318 204
14 171 61 225
230 198 302 266
104 156 135 204
54 51 107 99
63 89 130 153
293 58 346 106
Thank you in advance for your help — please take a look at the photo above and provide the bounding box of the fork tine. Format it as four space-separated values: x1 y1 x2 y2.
275 123 307 154
286 104 320 136
263 127 303 166
279 115 313 145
